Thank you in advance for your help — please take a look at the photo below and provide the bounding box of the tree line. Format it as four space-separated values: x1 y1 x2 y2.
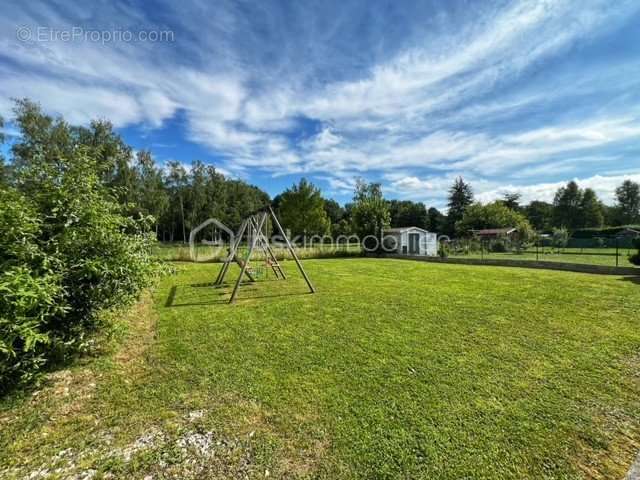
2 99 639 246
272 176 639 242
442 177 640 238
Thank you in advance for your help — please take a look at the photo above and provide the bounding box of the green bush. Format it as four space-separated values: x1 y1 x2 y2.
0 188 66 388
490 240 507 253
552 227 569 250
1 149 160 391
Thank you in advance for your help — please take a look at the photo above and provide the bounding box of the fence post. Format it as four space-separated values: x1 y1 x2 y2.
616 236 619 267
536 238 539 261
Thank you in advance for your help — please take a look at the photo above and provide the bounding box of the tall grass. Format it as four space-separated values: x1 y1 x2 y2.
153 242 363 262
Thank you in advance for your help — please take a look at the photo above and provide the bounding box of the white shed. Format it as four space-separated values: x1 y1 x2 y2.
383 227 438 256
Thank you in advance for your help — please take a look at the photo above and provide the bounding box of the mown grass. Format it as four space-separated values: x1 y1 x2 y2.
1 259 639 479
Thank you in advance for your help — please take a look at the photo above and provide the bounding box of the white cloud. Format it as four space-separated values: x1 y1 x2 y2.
381 172 640 210
455 117 640 174
301 127 342 150
476 173 640 205
0 0 639 206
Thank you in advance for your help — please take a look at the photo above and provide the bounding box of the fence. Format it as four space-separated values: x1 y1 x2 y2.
154 235 639 270
444 236 638 269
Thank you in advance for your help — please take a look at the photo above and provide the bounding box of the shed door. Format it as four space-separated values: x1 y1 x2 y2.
409 233 420 254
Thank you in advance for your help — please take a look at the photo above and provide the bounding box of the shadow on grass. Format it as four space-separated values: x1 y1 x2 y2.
165 282 309 307
619 276 640 285
164 285 178 307
189 278 282 289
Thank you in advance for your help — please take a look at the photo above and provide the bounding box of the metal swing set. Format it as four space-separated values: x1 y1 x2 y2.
214 206 315 303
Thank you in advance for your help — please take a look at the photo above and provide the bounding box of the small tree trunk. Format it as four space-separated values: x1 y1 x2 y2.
180 195 186 244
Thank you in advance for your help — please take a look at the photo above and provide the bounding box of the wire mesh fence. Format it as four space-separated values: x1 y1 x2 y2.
154 233 639 270
444 236 639 268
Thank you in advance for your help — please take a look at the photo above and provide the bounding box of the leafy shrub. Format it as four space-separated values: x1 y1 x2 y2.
552 228 569 250
490 240 507 253
455 202 534 241
0 188 66 389
1 134 161 391
438 243 449 258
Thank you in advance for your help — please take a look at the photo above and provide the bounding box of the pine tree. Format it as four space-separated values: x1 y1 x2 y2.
501 192 522 211
446 177 473 235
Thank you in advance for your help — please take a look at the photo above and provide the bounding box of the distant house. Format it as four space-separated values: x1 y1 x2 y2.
383 227 438 256
471 227 517 240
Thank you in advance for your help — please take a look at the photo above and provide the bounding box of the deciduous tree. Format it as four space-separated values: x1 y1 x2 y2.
351 179 390 248
427 207 445 233
553 181 583 230
579 188 604 228
615 180 640 225
456 201 533 241
387 200 428 229
525 201 554 231
278 178 331 238
134 150 169 236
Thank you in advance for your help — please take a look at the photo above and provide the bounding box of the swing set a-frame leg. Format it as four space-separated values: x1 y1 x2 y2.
268 206 315 294
215 219 255 285
215 220 245 285
229 212 268 303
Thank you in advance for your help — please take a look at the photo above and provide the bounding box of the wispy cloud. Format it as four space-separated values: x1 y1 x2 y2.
385 172 640 210
0 0 639 205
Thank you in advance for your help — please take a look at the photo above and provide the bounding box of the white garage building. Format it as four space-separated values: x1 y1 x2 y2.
383 227 438 256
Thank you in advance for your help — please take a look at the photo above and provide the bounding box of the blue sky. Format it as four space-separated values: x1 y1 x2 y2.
1 0 639 208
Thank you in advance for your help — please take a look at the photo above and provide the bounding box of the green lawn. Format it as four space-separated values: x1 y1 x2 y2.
1 259 639 479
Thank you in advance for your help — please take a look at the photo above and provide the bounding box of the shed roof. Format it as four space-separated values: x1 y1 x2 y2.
384 226 432 234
